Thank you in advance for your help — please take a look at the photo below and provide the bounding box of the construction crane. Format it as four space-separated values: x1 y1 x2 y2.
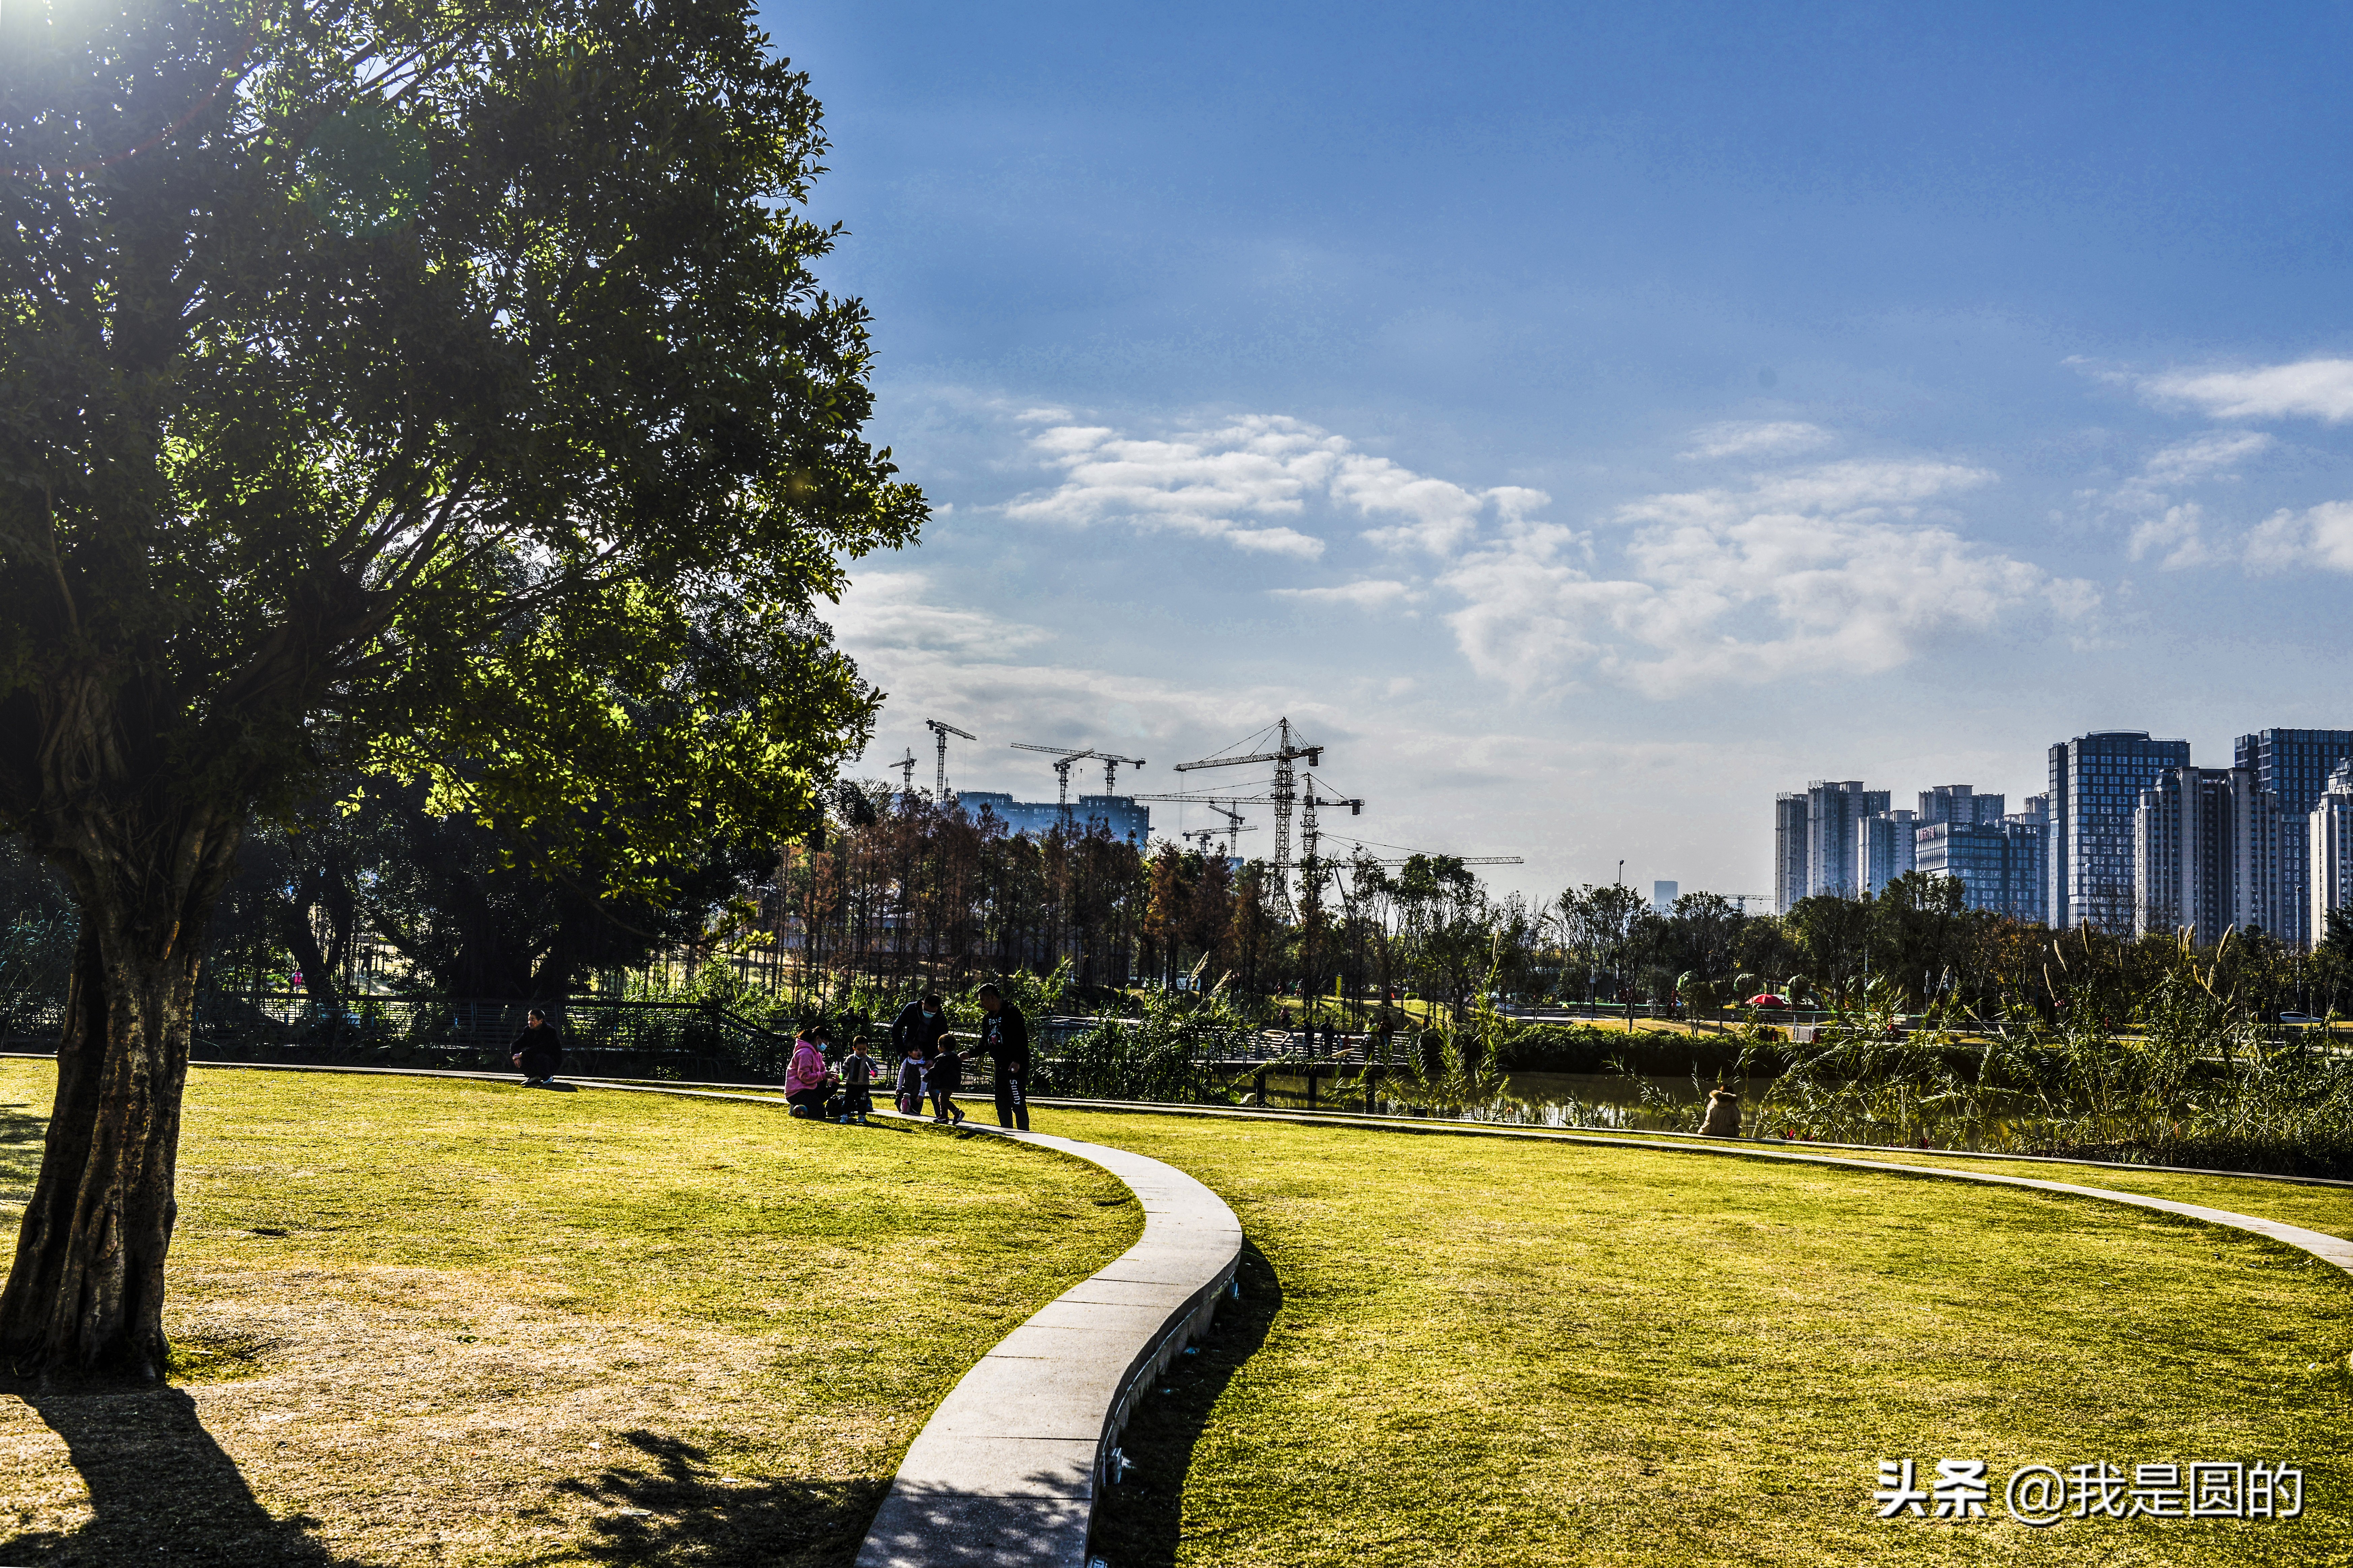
924 719 975 803
1295 775 1365 890
1342 853 1526 867
1207 801 1250 859
1175 805 1256 859
1012 741 1146 796
1174 718 1322 915
1094 751 1146 794
1011 743 1100 818
891 747 920 794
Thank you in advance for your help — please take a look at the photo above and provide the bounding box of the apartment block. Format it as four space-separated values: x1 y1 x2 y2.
2132 766 2290 944
1917 820 2047 922
2047 731 2193 935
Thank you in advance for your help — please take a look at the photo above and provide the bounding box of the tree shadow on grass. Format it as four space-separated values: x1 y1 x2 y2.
1 1379 352 1566
559 1429 887 1567
1085 1239 1283 1568
0 1095 45 1201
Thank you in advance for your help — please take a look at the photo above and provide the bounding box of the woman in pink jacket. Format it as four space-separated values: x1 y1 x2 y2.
785 1022 837 1119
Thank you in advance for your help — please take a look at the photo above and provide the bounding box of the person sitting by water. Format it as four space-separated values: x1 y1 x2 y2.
510 1007 563 1087
785 1022 838 1119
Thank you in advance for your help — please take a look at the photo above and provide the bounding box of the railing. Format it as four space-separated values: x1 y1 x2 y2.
0 991 795 1082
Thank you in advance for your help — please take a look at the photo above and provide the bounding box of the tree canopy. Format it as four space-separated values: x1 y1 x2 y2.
0 0 922 1373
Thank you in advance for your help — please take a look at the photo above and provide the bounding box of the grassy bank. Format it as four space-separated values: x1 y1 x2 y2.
1063 1107 2353 1568
0 1062 1139 1567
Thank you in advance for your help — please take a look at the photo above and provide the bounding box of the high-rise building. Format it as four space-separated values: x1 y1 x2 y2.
2010 794 2050 826
1856 810 1918 896
2234 729 2353 949
2312 763 2353 948
2047 731 2193 935
2132 766 2290 944
1774 793 1809 914
1917 821 2047 921
1917 785 2007 826
1805 780 1888 902
1652 880 1678 913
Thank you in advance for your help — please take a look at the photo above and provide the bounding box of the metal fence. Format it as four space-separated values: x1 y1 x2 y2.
0 991 795 1083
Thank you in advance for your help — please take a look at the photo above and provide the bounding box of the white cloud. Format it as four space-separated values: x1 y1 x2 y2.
1001 412 1543 558
1679 421 1834 461
2126 503 2215 570
826 570 1054 656
2082 429 2275 568
1437 460 2089 697
1269 578 1422 608
2141 430 2273 483
984 406 2081 700
2142 359 2353 424
2245 501 2353 574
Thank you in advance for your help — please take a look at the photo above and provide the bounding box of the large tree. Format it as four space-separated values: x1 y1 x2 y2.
0 0 922 1374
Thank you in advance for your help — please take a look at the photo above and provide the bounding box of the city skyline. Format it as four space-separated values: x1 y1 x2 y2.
778 1 2353 903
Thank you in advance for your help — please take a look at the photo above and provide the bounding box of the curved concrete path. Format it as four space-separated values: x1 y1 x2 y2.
851 1115 1242 1568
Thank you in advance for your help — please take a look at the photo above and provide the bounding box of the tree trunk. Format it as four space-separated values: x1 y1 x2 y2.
0 799 236 1380
0 907 209 1378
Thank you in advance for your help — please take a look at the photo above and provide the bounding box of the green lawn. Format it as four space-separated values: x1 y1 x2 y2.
7 1064 2349 1567
1060 1106 2353 1568
0 1061 1138 1567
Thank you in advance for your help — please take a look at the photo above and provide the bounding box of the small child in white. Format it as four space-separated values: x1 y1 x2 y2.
894 1044 926 1117
839 1035 880 1125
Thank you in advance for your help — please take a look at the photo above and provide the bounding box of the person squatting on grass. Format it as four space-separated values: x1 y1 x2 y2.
839 1036 879 1125
786 1021 839 1119
976 983 1031 1131
510 1007 563 1086
928 1034 967 1125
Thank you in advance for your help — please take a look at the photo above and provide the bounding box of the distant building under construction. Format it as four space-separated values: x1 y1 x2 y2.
957 791 1150 845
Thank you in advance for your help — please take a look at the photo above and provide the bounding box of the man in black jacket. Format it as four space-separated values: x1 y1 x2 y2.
890 993 951 1064
510 1007 563 1086
975 983 1031 1130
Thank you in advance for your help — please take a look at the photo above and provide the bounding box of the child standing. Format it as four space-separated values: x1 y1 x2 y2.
839 1036 880 1125
928 1035 967 1125
894 1043 927 1117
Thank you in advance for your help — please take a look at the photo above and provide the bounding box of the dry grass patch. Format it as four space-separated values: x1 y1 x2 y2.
0 1061 1138 1566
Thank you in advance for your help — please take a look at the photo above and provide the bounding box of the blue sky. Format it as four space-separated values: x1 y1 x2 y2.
772 0 2353 902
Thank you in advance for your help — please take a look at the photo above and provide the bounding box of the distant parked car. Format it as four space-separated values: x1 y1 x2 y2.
2279 1012 2322 1025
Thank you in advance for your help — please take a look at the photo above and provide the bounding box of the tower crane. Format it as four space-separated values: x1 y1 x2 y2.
1093 751 1146 794
1175 807 1256 859
924 719 976 803
1296 776 1364 873
1207 801 1250 859
1011 743 1100 819
1174 718 1322 915
891 747 920 794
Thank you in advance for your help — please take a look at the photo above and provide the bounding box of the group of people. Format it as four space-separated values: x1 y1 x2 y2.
783 984 1033 1131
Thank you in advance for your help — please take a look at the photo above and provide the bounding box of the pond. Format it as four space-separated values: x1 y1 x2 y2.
1250 1068 1751 1132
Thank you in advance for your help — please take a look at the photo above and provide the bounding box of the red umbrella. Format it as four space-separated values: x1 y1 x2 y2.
1746 993 1788 1008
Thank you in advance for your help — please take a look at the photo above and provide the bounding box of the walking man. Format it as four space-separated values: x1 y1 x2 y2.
976 982 1031 1131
